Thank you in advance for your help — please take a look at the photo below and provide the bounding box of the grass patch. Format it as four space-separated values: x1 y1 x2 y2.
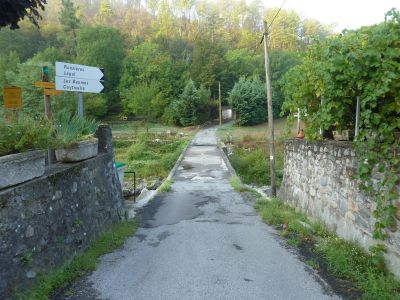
158 179 174 193
305 258 320 270
217 121 287 187
111 121 195 184
229 146 284 186
125 137 188 180
256 197 400 299
20 220 138 300
229 176 244 192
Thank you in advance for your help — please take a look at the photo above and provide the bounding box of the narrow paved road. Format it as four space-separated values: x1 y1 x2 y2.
84 128 339 299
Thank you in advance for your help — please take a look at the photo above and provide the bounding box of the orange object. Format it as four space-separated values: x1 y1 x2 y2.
44 89 62 96
296 129 305 139
3 86 22 109
34 81 55 89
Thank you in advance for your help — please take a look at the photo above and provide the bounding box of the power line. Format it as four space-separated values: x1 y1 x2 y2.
267 0 287 31
254 0 287 53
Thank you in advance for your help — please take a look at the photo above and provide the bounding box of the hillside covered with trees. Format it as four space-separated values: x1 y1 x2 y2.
0 0 334 125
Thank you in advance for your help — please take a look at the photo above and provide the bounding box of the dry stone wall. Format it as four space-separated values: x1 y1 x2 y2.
279 139 400 277
0 126 124 299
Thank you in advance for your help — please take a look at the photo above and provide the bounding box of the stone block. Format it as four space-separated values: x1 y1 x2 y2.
0 151 45 190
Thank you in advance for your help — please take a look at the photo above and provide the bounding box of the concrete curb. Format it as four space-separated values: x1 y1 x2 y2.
166 140 192 181
218 142 238 178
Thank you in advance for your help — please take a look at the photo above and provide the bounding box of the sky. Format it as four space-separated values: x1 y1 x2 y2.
262 0 400 31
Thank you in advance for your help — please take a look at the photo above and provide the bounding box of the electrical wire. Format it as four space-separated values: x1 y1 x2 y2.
254 0 288 52
267 0 287 30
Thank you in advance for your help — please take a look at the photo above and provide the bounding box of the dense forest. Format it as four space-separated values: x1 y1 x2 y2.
0 0 334 125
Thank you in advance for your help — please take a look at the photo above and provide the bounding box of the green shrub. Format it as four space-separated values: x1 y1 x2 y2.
230 148 280 186
85 95 108 119
0 115 54 156
169 80 210 126
228 76 267 126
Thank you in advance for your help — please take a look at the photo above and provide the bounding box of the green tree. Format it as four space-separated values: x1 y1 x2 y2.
229 76 267 126
85 94 108 119
120 41 185 113
76 26 124 113
300 19 334 46
265 8 302 51
170 80 210 126
0 22 46 61
121 81 164 120
269 51 300 117
58 0 80 58
97 0 114 25
190 39 224 92
223 48 263 94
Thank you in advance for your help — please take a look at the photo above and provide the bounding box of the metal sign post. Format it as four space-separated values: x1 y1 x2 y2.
78 92 84 118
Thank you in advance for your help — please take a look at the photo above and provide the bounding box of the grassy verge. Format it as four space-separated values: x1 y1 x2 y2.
217 120 289 187
21 220 138 300
158 179 174 193
110 121 196 185
229 176 243 192
255 197 400 299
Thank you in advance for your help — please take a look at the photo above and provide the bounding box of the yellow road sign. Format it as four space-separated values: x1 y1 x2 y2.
3 87 22 109
34 81 55 89
44 89 62 96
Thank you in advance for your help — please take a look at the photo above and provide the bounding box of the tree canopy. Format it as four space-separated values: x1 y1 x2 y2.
0 0 47 29
0 0 335 122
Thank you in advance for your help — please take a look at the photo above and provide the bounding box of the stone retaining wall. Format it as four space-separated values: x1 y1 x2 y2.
279 139 400 277
0 126 124 299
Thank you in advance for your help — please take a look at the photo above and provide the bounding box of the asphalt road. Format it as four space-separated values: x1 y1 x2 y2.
70 127 340 300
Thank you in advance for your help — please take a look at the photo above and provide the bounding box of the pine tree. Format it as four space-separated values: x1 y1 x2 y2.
58 0 80 58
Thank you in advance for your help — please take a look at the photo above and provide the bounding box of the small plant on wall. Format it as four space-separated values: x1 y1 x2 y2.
54 112 99 162
54 112 98 148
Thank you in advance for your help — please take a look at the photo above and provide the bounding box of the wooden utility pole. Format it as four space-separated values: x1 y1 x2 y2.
263 21 276 196
219 81 222 126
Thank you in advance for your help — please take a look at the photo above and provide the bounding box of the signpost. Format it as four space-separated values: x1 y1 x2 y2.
44 89 63 96
34 81 55 89
55 77 104 94
55 61 104 117
3 87 22 109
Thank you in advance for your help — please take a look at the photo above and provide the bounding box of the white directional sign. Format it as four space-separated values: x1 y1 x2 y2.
56 62 104 81
56 77 104 93
55 61 104 93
